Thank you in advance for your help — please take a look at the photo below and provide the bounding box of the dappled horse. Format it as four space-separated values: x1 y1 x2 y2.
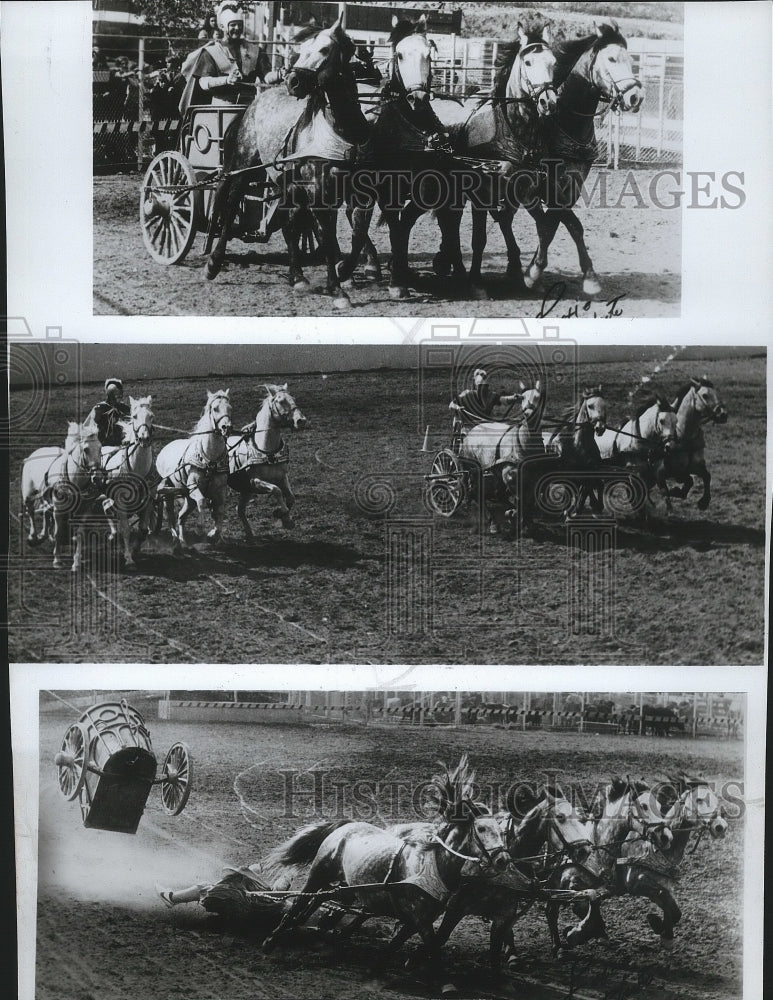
662 377 728 510
227 384 307 539
205 16 370 307
100 395 156 569
524 20 643 295
458 381 545 533
336 15 470 301
155 390 233 549
21 419 107 571
599 395 678 514
261 757 509 988
434 23 558 289
614 777 729 949
544 777 674 955
540 386 607 517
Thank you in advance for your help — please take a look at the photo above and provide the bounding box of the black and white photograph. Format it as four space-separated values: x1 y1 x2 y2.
16 671 760 1000
6 339 766 665
91 0 685 317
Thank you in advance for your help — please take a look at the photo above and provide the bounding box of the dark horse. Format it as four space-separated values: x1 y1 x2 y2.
205 16 370 307
336 15 470 300
434 22 558 290
524 20 643 296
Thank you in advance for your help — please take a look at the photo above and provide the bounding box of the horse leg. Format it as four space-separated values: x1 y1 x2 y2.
52 511 69 569
627 876 681 950
24 496 40 545
693 460 711 510
177 494 195 548
317 207 350 309
117 509 135 569
338 204 377 285
206 481 227 542
206 175 244 280
495 205 528 292
165 494 182 549
385 207 412 299
467 205 487 285
524 208 561 289
237 492 254 542
559 208 600 296
71 523 83 574
263 858 338 951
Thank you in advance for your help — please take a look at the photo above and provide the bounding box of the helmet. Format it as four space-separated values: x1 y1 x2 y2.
216 1 244 34
473 369 488 386
105 378 123 394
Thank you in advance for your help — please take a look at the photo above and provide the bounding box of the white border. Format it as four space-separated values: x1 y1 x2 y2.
1 1 772 340
11 662 766 1000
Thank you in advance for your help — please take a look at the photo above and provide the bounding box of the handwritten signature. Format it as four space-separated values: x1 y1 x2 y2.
567 957 668 1000
537 281 626 320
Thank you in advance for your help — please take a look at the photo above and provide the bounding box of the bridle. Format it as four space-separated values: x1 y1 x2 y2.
513 42 557 108
565 44 642 117
432 814 510 874
389 35 434 104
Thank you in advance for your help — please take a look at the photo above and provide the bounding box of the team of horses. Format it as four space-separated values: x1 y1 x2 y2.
168 756 729 990
204 13 643 303
20 385 307 571
455 375 727 532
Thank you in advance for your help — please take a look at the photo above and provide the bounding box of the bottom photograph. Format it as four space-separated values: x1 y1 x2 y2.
32 686 748 1000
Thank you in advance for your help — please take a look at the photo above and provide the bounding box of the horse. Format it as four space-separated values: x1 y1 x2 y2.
155 390 233 549
599 395 678 514
100 395 155 569
21 419 107 571
661 377 728 510
336 15 471 301
544 777 674 956
227 384 307 539
205 16 370 307
613 777 728 949
261 756 510 988
539 386 607 517
523 20 644 296
433 22 558 290
456 380 545 533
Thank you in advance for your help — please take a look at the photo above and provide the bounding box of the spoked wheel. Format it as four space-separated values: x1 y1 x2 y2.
140 151 199 264
54 723 89 801
425 449 468 518
160 741 193 815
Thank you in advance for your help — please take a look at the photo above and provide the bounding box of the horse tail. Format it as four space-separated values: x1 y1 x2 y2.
263 819 352 874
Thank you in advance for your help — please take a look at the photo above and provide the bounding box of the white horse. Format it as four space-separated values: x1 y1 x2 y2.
227 384 307 540
600 395 678 513
21 419 106 570
155 390 233 549
459 381 544 532
663 377 728 510
100 395 155 569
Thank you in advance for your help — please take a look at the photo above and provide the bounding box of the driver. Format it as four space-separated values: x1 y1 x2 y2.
449 369 520 422
179 1 282 114
86 378 131 447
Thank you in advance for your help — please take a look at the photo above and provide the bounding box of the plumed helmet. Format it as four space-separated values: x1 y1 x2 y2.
105 378 123 393
216 1 244 33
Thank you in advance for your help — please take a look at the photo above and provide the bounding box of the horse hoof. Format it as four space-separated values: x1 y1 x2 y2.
524 264 542 289
292 279 312 296
388 285 410 300
583 275 602 296
339 278 355 291
205 260 222 281
697 499 710 511
333 295 350 311
660 937 675 952
364 265 381 281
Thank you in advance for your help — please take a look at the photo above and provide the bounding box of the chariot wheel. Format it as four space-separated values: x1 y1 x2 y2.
54 723 89 801
140 151 199 264
425 449 468 517
160 741 193 815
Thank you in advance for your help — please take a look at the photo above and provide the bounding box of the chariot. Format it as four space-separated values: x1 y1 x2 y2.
54 699 192 834
139 93 319 265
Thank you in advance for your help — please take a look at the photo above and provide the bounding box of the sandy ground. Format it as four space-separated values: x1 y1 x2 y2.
35 707 743 1000
95 169 681 317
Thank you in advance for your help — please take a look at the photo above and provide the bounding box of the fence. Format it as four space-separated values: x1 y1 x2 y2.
93 31 683 173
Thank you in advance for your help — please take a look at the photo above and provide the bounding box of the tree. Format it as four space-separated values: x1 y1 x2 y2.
127 1 257 37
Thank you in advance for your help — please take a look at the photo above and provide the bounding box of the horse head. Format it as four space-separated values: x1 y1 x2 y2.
286 16 356 99
653 398 678 451
663 777 729 840
389 14 434 110
264 383 308 431
585 20 643 112
431 756 509 874
495 22 557 117
610 777 674 851
690 376 728 424
579 386 607 434
508 783 592 864
205 389 233 438
126 395 154 448
67 418 106 487
518 378 544 425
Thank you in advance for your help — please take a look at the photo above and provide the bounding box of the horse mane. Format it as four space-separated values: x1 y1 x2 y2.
195 391 229 431
431 754 478 825
672 382 701 411
488 24 549 103
389 17 427 48
607 775 649 803
292 22 323 44
632 393 672 419
552 24 628 88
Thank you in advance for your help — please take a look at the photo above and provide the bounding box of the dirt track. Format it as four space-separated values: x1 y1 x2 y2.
94 169 680 317
8 355 765 665
36 705 744 1000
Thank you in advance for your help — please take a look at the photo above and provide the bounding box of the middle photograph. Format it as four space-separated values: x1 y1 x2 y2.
7 341 766 666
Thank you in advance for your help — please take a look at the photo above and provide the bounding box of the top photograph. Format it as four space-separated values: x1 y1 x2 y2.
94 0 685 318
